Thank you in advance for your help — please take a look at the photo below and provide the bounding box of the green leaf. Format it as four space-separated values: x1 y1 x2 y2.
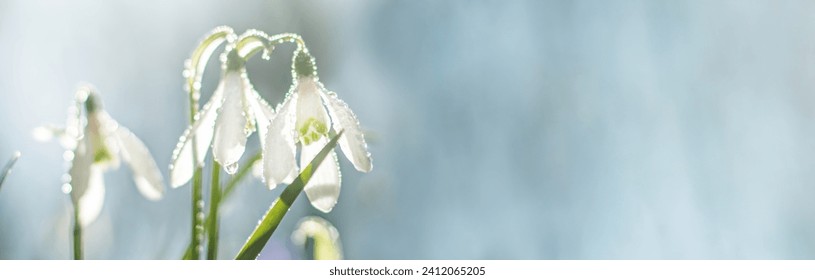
234 131 343 260
0 152 21 191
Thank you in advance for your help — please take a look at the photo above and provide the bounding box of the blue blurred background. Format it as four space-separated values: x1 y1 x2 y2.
3 0 815 259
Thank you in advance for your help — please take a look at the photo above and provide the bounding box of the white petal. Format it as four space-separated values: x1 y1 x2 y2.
68 136 94 201
32 125 58 142
115 126 165 200
301 138 341 213
247 88 276 151
62 97 84 150
295 77 330 141
212 71 248 174
246 89 276 181
251 159 264 181
77 166 105 227
321 91 373 172
87 111 121 170
169 84 225 187
263 94 298 188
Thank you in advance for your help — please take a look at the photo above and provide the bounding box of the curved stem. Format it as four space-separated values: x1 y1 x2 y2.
185 26 236 106
184 26 236 260
235 30 308 61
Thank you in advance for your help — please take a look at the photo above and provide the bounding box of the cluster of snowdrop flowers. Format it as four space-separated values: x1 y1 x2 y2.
35 86 165 226
170 29 372 213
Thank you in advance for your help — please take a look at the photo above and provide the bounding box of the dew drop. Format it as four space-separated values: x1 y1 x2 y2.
63 151 75 161
224 162 239 174
62 184 72 194
261 47 273 60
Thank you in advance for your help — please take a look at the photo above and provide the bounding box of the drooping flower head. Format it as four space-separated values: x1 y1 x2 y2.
170 45 276 187
36 86 165 226
264 48 372 213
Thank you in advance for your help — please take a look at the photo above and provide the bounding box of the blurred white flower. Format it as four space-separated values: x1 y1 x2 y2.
169 49 276 187
35 87 165 226
291 216 343 260
264 50 372 213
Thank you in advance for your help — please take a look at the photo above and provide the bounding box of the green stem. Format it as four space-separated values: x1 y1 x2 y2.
72 201 83 260
183 26 235 260
235 30 308 62
190 168 203 260
235 131 343 260
182 152 261 259
206 162 221 260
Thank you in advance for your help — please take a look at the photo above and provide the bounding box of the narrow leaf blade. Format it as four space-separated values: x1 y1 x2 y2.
235 131 343 260
0 151 21 191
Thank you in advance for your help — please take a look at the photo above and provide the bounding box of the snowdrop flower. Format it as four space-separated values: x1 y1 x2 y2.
291 216 343 260
170 47 276 187
36 87 165 226
264 49 372 212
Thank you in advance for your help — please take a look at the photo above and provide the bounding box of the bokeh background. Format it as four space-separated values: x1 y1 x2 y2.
3 0 815 259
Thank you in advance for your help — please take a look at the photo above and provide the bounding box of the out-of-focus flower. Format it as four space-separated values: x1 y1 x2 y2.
291 216 343 260
264 50 372 213
35 87 165 226
170 48 276 187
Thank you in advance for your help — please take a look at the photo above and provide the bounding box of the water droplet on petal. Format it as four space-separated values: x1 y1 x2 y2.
261 47 273 60
224 162 239 174
62 184 72 194
63 151 75 161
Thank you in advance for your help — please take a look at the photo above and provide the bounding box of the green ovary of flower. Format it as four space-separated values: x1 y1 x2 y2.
298 117 328 145
93 146 113 164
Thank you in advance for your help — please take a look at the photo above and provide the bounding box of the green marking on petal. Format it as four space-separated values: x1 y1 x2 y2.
93 146 113 164
298 117 328 145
